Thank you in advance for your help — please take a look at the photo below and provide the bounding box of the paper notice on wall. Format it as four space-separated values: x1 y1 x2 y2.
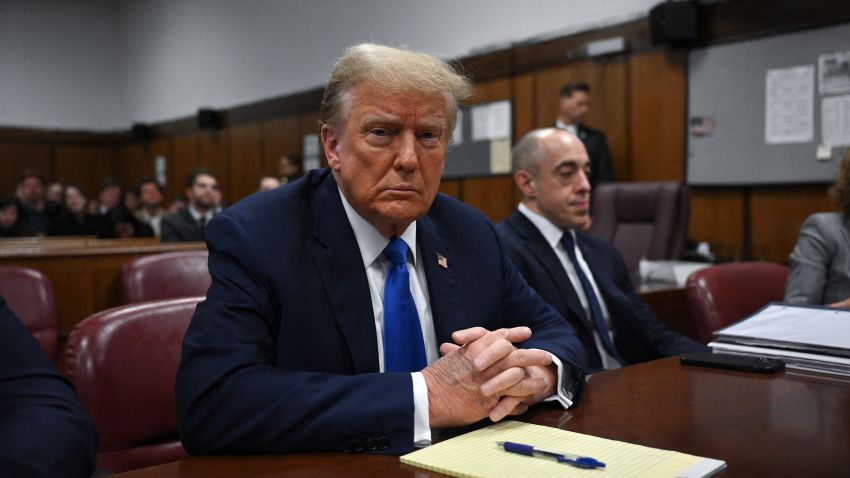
303 134 321 171
765 65 814 144
822 94 850 147
303 134 319 157
471 101 512 141
819 51 850 95
487 100 511 140
489 138 511 174
471 105 491 141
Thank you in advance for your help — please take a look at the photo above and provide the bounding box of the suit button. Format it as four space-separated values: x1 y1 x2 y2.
353 440 365 452
377 436 390 450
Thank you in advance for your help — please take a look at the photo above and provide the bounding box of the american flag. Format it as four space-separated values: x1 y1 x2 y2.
436 253 448 269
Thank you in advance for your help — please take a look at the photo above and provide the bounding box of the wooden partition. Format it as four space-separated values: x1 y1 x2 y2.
0 238 205 335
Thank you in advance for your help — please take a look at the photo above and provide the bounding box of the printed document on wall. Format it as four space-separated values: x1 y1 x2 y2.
765 65 814 144
819 51 850 95
822 94 850 147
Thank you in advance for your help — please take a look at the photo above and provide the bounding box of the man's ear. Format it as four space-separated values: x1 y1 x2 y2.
321 124 341 172
515 170 536 199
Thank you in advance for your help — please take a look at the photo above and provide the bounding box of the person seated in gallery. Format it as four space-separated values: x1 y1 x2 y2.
47 183 99 237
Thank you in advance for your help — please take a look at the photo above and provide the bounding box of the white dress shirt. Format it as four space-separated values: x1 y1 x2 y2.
187 204 215 225
519 203 621 370
338 191 437 446
555 118 578 137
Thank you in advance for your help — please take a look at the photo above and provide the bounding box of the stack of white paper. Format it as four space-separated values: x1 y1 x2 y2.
709 303 850 376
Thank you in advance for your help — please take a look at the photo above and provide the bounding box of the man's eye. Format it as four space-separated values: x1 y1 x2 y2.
370 128 391 137
419 131 439 140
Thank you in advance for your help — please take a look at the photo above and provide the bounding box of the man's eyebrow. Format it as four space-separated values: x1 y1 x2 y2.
553 159 582 170
417 117 446 130
360 113 402 125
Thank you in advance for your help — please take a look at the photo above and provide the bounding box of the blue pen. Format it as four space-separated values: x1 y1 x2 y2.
496 441 606 469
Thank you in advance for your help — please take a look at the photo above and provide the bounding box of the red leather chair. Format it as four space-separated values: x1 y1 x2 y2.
62 296 201 472
590 181 690 274
121 250 210 304
0 266 59 361
685 262 789 343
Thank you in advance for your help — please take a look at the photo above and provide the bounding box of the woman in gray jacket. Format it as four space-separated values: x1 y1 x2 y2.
786 150 850 307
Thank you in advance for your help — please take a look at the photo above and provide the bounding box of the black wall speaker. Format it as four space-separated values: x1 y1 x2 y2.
197 108 220 130
131 123 151 143
649 0 698 46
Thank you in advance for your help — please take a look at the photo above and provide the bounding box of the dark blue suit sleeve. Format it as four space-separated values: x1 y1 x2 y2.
176 214 416 455
0 296 98 478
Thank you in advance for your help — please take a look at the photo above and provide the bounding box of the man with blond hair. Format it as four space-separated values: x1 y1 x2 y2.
177 44 586 455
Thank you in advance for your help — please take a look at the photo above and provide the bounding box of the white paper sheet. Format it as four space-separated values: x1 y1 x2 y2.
765 65 814 144
819 51 850 95
302 134 319 157
471 101 512 141
822 94 850 147
716 303 850 350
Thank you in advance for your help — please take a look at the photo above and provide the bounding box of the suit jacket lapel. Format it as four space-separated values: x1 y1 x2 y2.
417 213 469 345
507 212 592 334
310 174 379 374
577 124 588 141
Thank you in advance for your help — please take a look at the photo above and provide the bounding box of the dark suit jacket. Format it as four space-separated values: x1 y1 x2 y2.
47 212 99 236
176 169 587 456
161 208 204 242
0 296 98 478
576 124 614 187
496 211 706 371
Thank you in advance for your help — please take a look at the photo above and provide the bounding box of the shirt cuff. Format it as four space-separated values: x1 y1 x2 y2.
542 353 574 408
411 372 432 447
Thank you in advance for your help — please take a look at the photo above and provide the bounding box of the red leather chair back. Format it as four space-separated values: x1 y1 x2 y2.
590 181 689 274
0 265 59 361
121 250 210 304
685 262 789 343
63 296 201 472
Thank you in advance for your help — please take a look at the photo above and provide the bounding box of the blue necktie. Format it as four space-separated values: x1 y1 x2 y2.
382 237 427 372
561 232 624 364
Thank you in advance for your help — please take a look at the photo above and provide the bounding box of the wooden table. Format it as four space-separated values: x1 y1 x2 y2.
0 237 205 335
111 357 850 477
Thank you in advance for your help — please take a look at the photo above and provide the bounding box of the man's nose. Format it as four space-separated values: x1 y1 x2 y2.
394 131 419 171
576 169 591 192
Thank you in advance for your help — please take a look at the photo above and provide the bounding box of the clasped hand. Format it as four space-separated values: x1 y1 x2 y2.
421 326 557 428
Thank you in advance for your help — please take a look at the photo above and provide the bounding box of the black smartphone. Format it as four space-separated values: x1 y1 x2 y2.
681 352 785 374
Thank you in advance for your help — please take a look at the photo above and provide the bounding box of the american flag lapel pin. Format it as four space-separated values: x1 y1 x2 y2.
436 253 448 269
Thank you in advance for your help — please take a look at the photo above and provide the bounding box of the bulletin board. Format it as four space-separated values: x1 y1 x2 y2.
686 22 850 185
444 100 512 178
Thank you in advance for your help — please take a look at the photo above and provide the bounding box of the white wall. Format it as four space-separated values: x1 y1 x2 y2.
0 0 125 130
1 0 659 130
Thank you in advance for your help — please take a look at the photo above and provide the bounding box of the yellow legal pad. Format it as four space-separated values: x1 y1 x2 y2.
400 421 726 478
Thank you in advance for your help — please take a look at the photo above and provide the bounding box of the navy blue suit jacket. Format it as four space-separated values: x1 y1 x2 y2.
176 169 587 456
496 211 706 371
0 296 98 478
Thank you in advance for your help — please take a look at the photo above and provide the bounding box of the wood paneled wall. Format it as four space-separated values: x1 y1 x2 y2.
110 113 310 205
2 1 848 264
